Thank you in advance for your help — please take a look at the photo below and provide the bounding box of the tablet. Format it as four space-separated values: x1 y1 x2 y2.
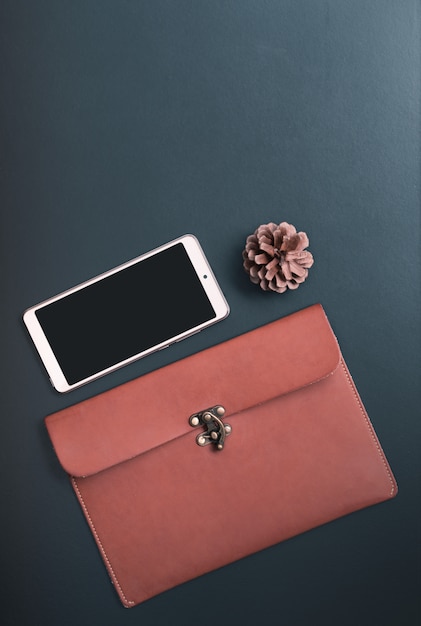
23 235 230 392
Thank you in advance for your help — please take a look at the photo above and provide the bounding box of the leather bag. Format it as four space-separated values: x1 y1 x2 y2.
45 304 397 607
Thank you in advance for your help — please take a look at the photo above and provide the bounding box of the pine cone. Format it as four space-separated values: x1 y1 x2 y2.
243 222 314 293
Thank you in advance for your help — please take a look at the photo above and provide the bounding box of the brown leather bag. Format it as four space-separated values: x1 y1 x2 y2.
45 304 397 607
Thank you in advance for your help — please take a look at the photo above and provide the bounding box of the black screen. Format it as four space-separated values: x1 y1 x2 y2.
35 243 216 384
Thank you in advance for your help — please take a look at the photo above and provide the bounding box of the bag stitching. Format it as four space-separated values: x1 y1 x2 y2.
340 359 396 496
71 477 135 607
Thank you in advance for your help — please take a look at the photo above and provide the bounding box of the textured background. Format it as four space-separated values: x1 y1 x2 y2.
1 2 420 625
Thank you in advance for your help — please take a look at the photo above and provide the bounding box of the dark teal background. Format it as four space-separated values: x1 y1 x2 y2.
1 2 420 624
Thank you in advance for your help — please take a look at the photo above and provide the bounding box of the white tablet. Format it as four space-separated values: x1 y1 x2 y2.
23 235 230 392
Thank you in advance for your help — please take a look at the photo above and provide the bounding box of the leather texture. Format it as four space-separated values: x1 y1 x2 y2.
45 304 397 607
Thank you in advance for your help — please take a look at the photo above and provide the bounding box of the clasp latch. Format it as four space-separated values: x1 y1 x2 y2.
189 405 232 450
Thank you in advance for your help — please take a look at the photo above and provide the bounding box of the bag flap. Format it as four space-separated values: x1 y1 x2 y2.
45 304 340 477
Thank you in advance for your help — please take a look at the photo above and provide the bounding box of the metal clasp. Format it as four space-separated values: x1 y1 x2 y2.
189 405 232 450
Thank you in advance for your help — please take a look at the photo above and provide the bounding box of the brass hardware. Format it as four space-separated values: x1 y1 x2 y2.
189 405 232 450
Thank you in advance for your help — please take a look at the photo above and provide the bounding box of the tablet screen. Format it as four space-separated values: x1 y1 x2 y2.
35 243 215 385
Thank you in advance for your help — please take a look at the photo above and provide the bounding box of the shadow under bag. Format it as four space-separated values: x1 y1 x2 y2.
45 304 397 608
